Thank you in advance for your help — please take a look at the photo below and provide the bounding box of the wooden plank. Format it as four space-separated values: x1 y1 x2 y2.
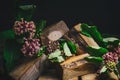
73 23 99 48
41 20 69 45
68 77 78 80
9 54 47 80
38 69 59 80
62 63 97 80
81 73 97 80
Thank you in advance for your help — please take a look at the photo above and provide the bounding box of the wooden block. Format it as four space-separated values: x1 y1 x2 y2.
62 63 97 80
81 73 97 80
41 20 69 45
9 54 47 80
68 77 78 80
73 23 99 48
73 23 81 32
108 72 118 80
80 34 99 48
60 54 90 66
38 69 59 80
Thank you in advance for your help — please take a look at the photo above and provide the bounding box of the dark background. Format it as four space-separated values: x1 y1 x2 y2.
0 0 120 36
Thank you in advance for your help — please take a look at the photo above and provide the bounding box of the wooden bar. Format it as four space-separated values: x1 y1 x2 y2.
9 54 47 80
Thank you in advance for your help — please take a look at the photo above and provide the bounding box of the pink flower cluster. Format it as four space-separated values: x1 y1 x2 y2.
102 52 118 64
21 38 40 56
46 41 60 53
13 18 36 38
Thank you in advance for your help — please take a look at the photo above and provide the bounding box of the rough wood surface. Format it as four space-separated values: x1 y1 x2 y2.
9 54 47 80
73 23 99 48
62 63 97 80
41 20 69 45
80 34 99 48
60 54 90 66
68 77 78 80
81 73 97 80
108 72 118 80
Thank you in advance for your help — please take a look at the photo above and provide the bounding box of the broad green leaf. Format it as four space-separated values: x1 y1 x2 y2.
48 49 61 59
85 56 103 65
48 49 64 63
37 46 46 57
81 31 91 37
105 40 120 50
100 66 107 73
63 42 72 57
86 46 108 57
49 56 64 63
16 4 36 21
103 37 119 42
57 56 65 62
50 57 59 62
67 41 77 54
19 5 36 10
3 39 22 72
102 34 120 38
0 30 15 41
81 23 103 46
35 20 46 38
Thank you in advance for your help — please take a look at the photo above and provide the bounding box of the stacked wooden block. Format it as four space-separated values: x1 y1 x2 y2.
9 20 118 80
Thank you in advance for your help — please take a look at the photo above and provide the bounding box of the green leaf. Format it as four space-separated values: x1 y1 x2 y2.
114 68 120 79
67 41 77 54
16 4 36 21
35 20 46 38
85 56 103 65
86 46 108 57
81 31 91 37
3 39 22 72
104 40 120 50
48 49 61 59
57 56 65 62
48 49 65 63
19 5 36 10
103 37 119 43
0 30 15 41
102 34 120 39
99 66 107 73
37 46 46 57
63 42 72 57
81 23 103 46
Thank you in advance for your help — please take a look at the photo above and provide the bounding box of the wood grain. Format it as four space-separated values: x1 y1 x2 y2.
9 54 47 80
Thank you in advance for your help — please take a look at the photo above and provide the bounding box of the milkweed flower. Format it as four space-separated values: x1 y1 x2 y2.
46 41 60 54
102 52 118 71
21 38 40 56
13 18 36 38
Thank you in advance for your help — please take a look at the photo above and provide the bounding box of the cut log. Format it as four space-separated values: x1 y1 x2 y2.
62 63 97 80
73 23 99 48
60 53 90 66
81 73 97 80
58 54 97 80
9 54 47 80
80 34 99 48
108 72 118 80
38 69 59 80
68 77 78 80
41 20 69 44
74 23 81 32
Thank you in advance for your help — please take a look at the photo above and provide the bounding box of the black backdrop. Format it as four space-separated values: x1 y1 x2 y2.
0 0 120 36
